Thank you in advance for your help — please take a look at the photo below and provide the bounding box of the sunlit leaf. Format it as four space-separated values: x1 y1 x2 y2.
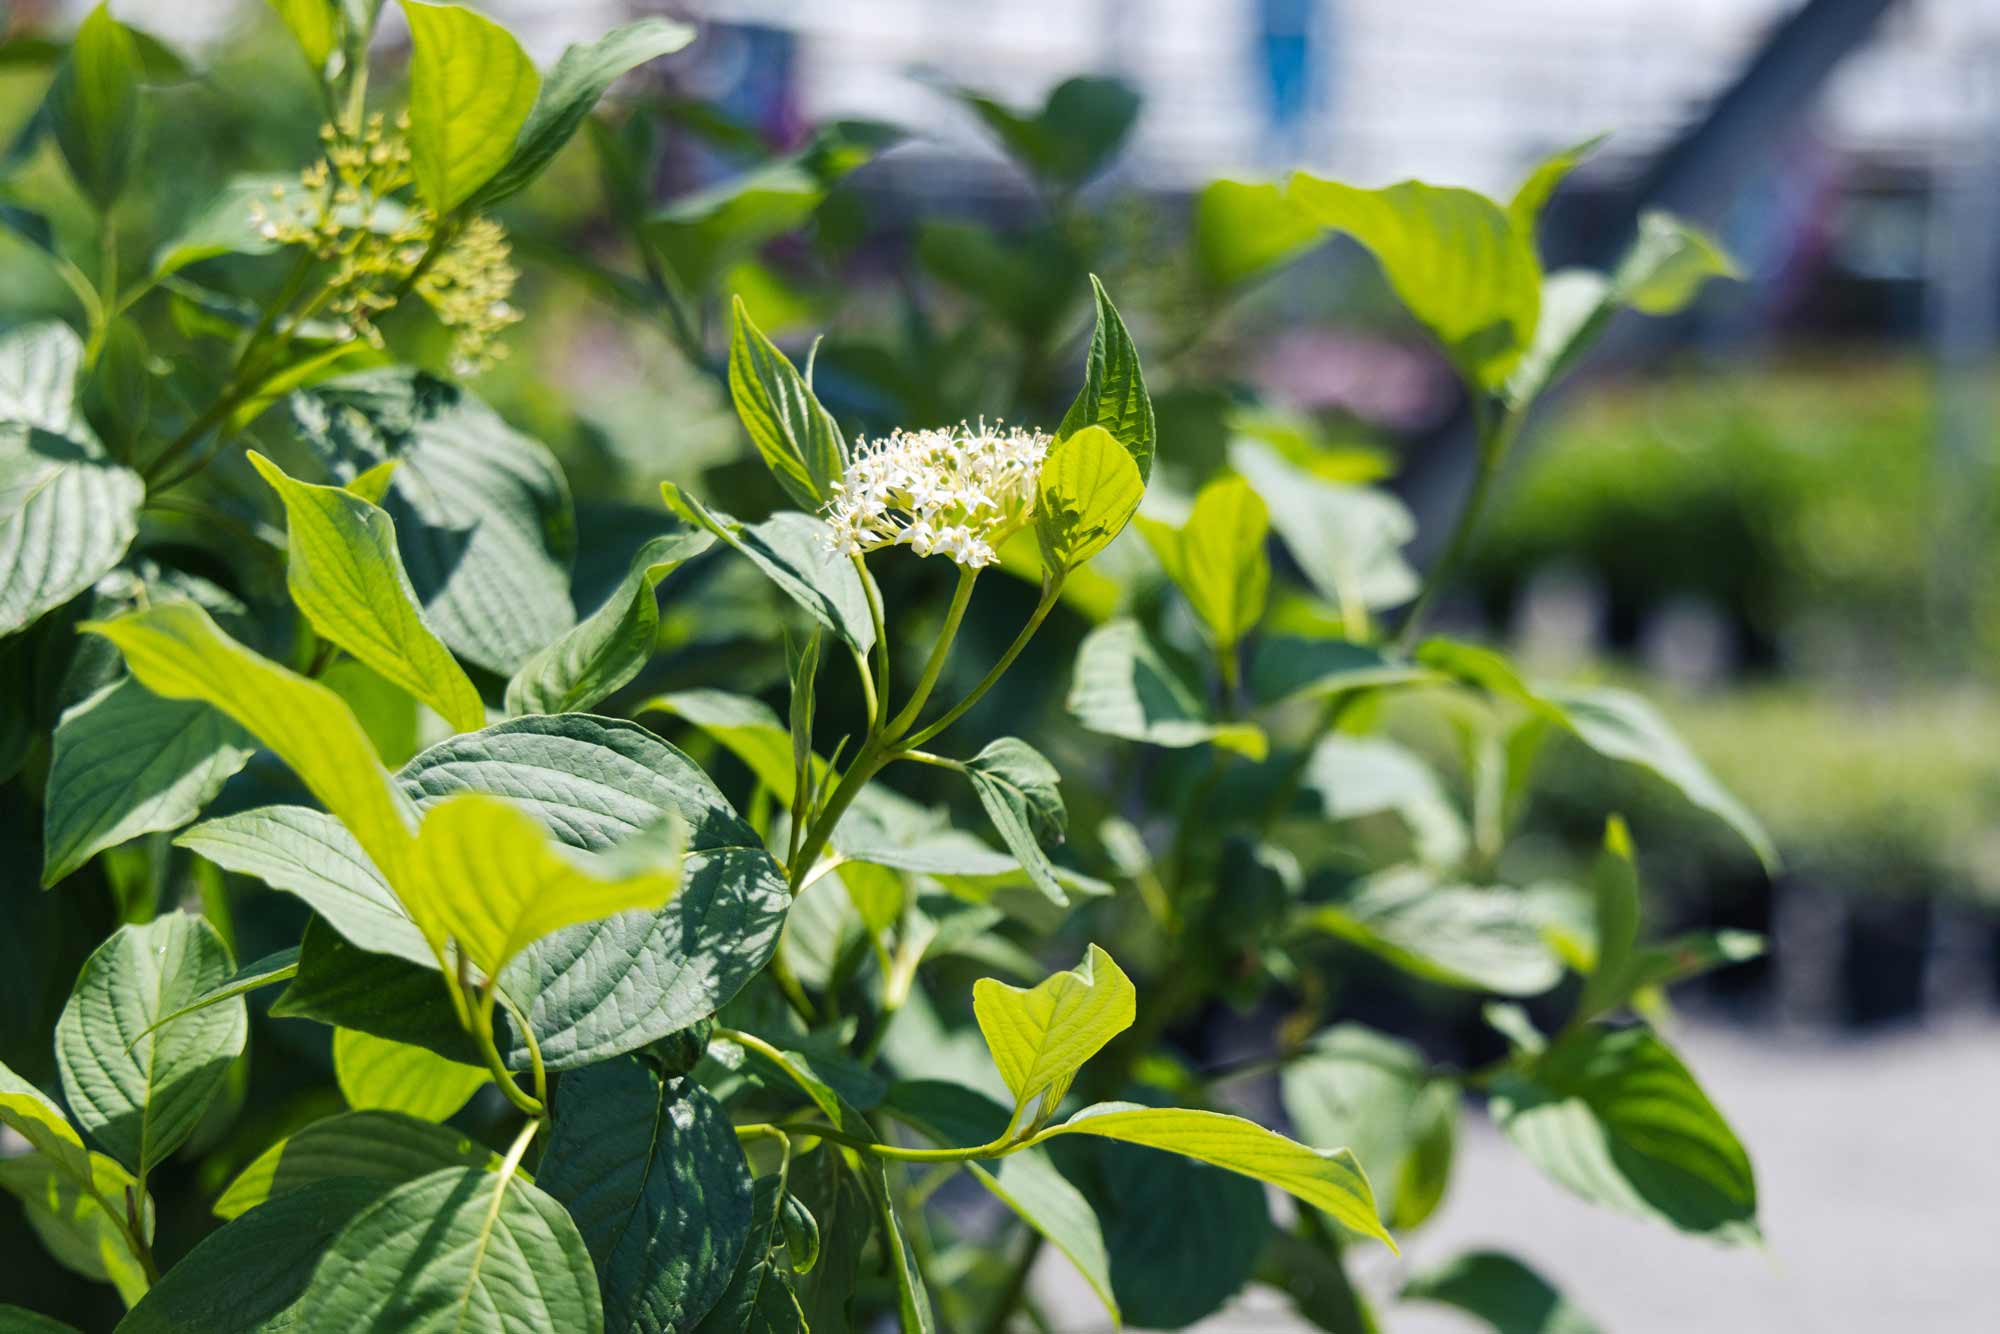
402 0 540 213
974 944 1135 1133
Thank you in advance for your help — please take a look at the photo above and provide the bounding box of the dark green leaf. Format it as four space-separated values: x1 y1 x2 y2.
1401 1249 1602 1334
961 737 1069 907
270 920 483 1066
955 76 1138 189
727 298 847 510
49 5 141 211
213 1109 495 1221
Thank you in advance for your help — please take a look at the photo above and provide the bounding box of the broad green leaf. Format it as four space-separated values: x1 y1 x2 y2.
55 913 248 1178
973 944 1134 1133
1402 1249 1602 1334
1138 475 1270 651
540 1057 754 1334
662 484 877 655
41 677 254 886
955 76 1138 189
0 1305 82 1332
0 424 143 638
119 1180 394 1333
0 1149 152 1306
728 297 847 510
476 18 694 207
1258 1228 1379 1334
1574 818 1642 1022
266 0 338 72
334 1028 487 1122
177 806 431 966
399 715 790 1070
300 1165 603 1333
404 792 681 977
248 452 485 733
1036 1103 1394 1251
1507 135 1606 238
83 602 420 881
291 370 576 675
1034 424 1142 574
961 737 1070 907
1058 276 1155 481
1491 1025 1757 1240
271 922 483 1067
1288 174 1541 390
689 1174 801 1334
1301 866 1561 996
49 5 140 210
1231 439 1418 615
1614 210 1741 315
1067 619 1268 758
787 1149 869 1334
505 529 712 715
1302 735 1469 865
1281 1026 1458 1233
1194 179 1318 290
214 1109 494 1220
402 1 540 213
641 689 800 801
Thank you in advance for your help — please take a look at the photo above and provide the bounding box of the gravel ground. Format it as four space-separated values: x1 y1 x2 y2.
1035 1015 2000 1333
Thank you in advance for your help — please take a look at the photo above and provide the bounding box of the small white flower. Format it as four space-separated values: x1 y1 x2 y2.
823 420 1051 568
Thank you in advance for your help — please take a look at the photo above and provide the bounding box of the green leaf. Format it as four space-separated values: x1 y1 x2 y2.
475 17 694 207
1231 439 1418 615
1194 179 1318 290
728 298 847 510
1138 475 1270 651
1288 173 1541 391
399 715 790 1070
333 1028 487 1122
1057 275 1155 481
0 1058 99 1192
0 1305 82 1332
1502 268 1615 410
265 0 339 72
0 1148 152 1306
49 5 141 211
1034 424 1143 574
55 913 248 1178
1490 1025 1757 1241
0 424 143 638
662 484 876 656
1507 135 1606 239
1280 1026 1458 1233
1066 619 1268 758
177 806 431 966
1301 866 1561 996
300 1165 603 1333
1036 1103 1394 1251
1574 818 1642 1022
641 690 799 801
1302 735 1469 865
401 1 540 213
1249 636 1431 707
119 1180 394 1333
84 601 421 883
1258 1228 1379 1334
271 922 482 1066
689 1174 801 1334
291 370 576 675
540 1056 754 1334
405 792 682 977
0 322 86 434
1401 1249 1602 1334
248 451 485 733
213 1109 494 1221
41 677 254 886
130 948 300 1046
954 76 1137 189
973 944 1135 1134
1614 210 1741 316
961 737 1070 908
857 1160 934 1334
504 529 712 716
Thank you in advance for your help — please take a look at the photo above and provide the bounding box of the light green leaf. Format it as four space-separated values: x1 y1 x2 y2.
1614 210 1741 316
248 451 485 733
1280 1026 1458 1233
728 297 847 510
505 529 713 716
1194 179 1318 290
1034 424 1143 574
402 1 540 213
0 322 86 434
41 677 254 886
1507 135 1606 238
640 689 799 801
0 1059 94 1185
1057 275 1155 481
973 943 1135 1133
1489 1025 1757 1241
1138 475 1270 651
0 1149 152 1306
1301 866 1562 996
1288 173 1540 391
1503 268 1615 410
55 913 248 1178
300 1166 603 1333
83 601 420 884
961 737 1070 907
49 5 141 211
476 17 694 207
1302 735 1469 865
1067 619 1268 758
334 1028 487 1122
266 0 339 72
540 1057 754 1334
1036 1103 1394 1251
662 484 877 656
1231 439 1417 615
213 1109 491 1220
1402 1250 1602 1334
404 792 682 977
1574 818 1642 1022
0 424 143 638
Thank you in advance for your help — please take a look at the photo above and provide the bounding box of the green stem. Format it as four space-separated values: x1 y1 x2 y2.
786 738 888 895
1395 400 1523 652
885 565 977 739
472 987 545 1121
853 553 890 730
902 578 1062 749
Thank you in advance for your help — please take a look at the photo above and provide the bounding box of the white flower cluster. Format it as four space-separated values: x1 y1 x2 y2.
824 421 1051 568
